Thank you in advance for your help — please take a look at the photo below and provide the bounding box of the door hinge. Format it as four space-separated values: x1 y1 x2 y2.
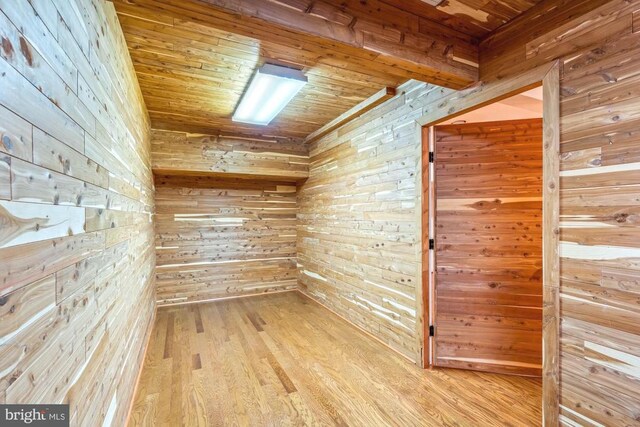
429 325 435 337
429 239 435 250
428 151 434 163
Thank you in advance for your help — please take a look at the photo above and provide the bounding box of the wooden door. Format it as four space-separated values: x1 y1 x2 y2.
433 119 543 376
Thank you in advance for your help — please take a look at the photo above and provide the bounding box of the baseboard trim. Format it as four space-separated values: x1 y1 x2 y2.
156 288 298 308
295 290 415 365
124 304 157 427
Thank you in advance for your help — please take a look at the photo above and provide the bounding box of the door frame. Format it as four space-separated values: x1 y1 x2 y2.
414 61 560 426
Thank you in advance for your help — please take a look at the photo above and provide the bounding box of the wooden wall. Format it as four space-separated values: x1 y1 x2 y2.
299 0 639 424
151 129 309 181
297 81 438 360
480 1 640 425
154 175 298 305
0 1 155 425
434 119 543 376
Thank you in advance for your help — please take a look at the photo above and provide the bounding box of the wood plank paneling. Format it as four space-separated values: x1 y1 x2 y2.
478 1 640 425
154 175 298 305
0 274 56 343
434 119 543 376
0 1 155 426
32 129 109 188
382 0 546 37
151 129 309 181
298 81 439 360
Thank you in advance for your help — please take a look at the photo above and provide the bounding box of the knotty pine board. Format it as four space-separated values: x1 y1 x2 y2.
0 155 10 200
0 105 32 161
151 129 309 181
154 175 298 305
0 1 155 426
434 119 543 376
0 201 86 248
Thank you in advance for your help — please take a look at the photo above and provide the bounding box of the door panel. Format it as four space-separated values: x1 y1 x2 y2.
434 119 543 376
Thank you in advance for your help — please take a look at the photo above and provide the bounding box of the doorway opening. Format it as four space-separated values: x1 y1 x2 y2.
425 87 544 375
418 63 560 424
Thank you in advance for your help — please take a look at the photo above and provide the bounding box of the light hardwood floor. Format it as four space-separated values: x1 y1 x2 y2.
130 291 542 426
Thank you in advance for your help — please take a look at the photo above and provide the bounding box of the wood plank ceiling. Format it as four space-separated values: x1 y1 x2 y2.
383 0 547 37
113 0 544 140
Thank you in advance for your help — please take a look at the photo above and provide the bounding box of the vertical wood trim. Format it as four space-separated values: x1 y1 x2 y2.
420 125 438 369
427 126 436 368
415 125 426 368
418 126 428 368
542 62 560 427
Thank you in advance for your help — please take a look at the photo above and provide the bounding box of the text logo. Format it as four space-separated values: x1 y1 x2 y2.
1 405 69 427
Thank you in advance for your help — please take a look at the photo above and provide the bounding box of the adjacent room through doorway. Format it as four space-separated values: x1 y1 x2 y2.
423 88 544 378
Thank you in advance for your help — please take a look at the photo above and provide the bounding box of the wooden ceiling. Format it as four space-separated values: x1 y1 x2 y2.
382 1 546 38
113 0 543 140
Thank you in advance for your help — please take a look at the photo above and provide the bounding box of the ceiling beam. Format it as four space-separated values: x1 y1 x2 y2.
199 0 479 88
113 0 480 89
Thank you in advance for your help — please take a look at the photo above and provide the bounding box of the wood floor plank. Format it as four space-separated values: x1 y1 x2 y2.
130 292 542 426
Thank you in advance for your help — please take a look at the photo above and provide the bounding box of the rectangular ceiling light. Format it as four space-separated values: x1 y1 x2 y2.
232 64 307 126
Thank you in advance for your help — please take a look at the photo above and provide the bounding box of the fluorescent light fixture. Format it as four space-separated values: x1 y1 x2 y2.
233 64 307 126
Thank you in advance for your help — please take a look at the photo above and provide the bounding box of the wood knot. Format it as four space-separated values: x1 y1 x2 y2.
600 72 617 83
18 36 33 66
1 37 13 58
2 135 13 151
8 372 20 385
614 213 628 223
